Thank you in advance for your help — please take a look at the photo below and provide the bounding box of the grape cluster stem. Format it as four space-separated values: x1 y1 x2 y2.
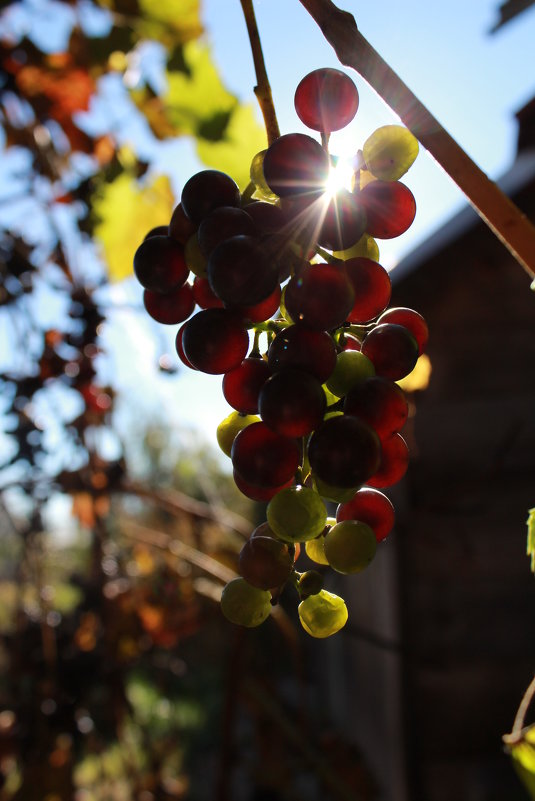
239 0 281 145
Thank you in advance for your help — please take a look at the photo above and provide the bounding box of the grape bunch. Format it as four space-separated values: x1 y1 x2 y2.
132 67 428 638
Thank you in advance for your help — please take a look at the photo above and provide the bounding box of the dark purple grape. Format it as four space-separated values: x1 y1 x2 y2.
294 68 359 132
143 283 195 325
223 357 271 414
344 257 392 323
307 415 381 488
259 368 325 438
144 225 169 239
243 201 286 234
367 433 409 488
192 276 223 309
361 323 419 380
239 536 293 590
262 133 330 198
359 180 416 239
198 206 256 258
377 307 429 354
284 262 354 331
207 235 278 308
181 170 241 224
231 421 300 488
133 235 189 293
268 324 337 383
336 487 395 542
343 376 408 441
169 203 197 245
317 189 367 251
181 308 249 374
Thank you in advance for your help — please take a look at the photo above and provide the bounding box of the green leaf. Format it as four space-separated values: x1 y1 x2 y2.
527 508 535 572
93 172 174 282
196 102 267 190
509 728 535 800
137 0 203 44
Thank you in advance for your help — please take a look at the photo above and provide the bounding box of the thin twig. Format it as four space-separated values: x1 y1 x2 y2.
119 479 252 538
504 673 535 744
239 0 281 145
298 0 535 281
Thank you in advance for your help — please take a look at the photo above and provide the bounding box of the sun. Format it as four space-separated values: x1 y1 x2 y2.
324 154 355 197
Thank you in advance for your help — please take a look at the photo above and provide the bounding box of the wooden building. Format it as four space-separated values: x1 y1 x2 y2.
319 99 535 801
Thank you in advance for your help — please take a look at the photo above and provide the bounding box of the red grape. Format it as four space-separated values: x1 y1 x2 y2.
143 283 195 325
317 189 367 251
259 368 326 437
233 470 293 502
268 324 337 383
343 376 408 440
344 257 392 323
361 323 419 380
181 308 249 374
181 170 241 224
231 421 300 488
359 180 416 239
223 356 271 415
262 133 330 198
192 276 223 309
377 306 429 354
207 235 278 308
284 262 355 331
294 68 359 133
367 433 409 488
133 235 189 293
239 284 282 323
307 415 381 488
198 206 256 257
336 487 395 542
169 203 196 245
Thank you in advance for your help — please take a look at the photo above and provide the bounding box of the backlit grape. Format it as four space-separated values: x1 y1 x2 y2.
267 485 327 544
220 578 271 628
298 590 348 638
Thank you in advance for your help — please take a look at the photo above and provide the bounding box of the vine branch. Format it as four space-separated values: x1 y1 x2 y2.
298 0 535 281
239 0 281 145
504 673 535 744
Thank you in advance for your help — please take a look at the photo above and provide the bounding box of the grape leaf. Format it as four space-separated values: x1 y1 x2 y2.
93 172 174 281
527 508 535 572
137 0 203 44
196 103 267 190
508 727 535 800
163 42 237 137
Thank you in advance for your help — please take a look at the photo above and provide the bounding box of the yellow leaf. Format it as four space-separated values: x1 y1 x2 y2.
196 103 267 190
137 0 203 43
94 173 174 282
164 42 236 137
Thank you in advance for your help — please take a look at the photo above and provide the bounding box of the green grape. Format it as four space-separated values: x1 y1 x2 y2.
250 150 279 201
298 589 348 638
184 233 208 277
326 350 376 397
362 125 419 181
313 475 359 503
220 577 271 627
324 520 377 574
267 485 327 544
304 522 331 564
216 411 259 457
298 570 324 598
333 233 380 262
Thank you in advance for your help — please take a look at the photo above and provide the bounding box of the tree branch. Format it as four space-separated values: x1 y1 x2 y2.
299 0 535 281
239 0 281 145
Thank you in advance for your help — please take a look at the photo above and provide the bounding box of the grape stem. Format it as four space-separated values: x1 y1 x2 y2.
239 0 281 145
298 0 535 281
503 673 535 745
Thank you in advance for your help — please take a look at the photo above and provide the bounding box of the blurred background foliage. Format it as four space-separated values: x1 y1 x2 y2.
0 0 377 799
